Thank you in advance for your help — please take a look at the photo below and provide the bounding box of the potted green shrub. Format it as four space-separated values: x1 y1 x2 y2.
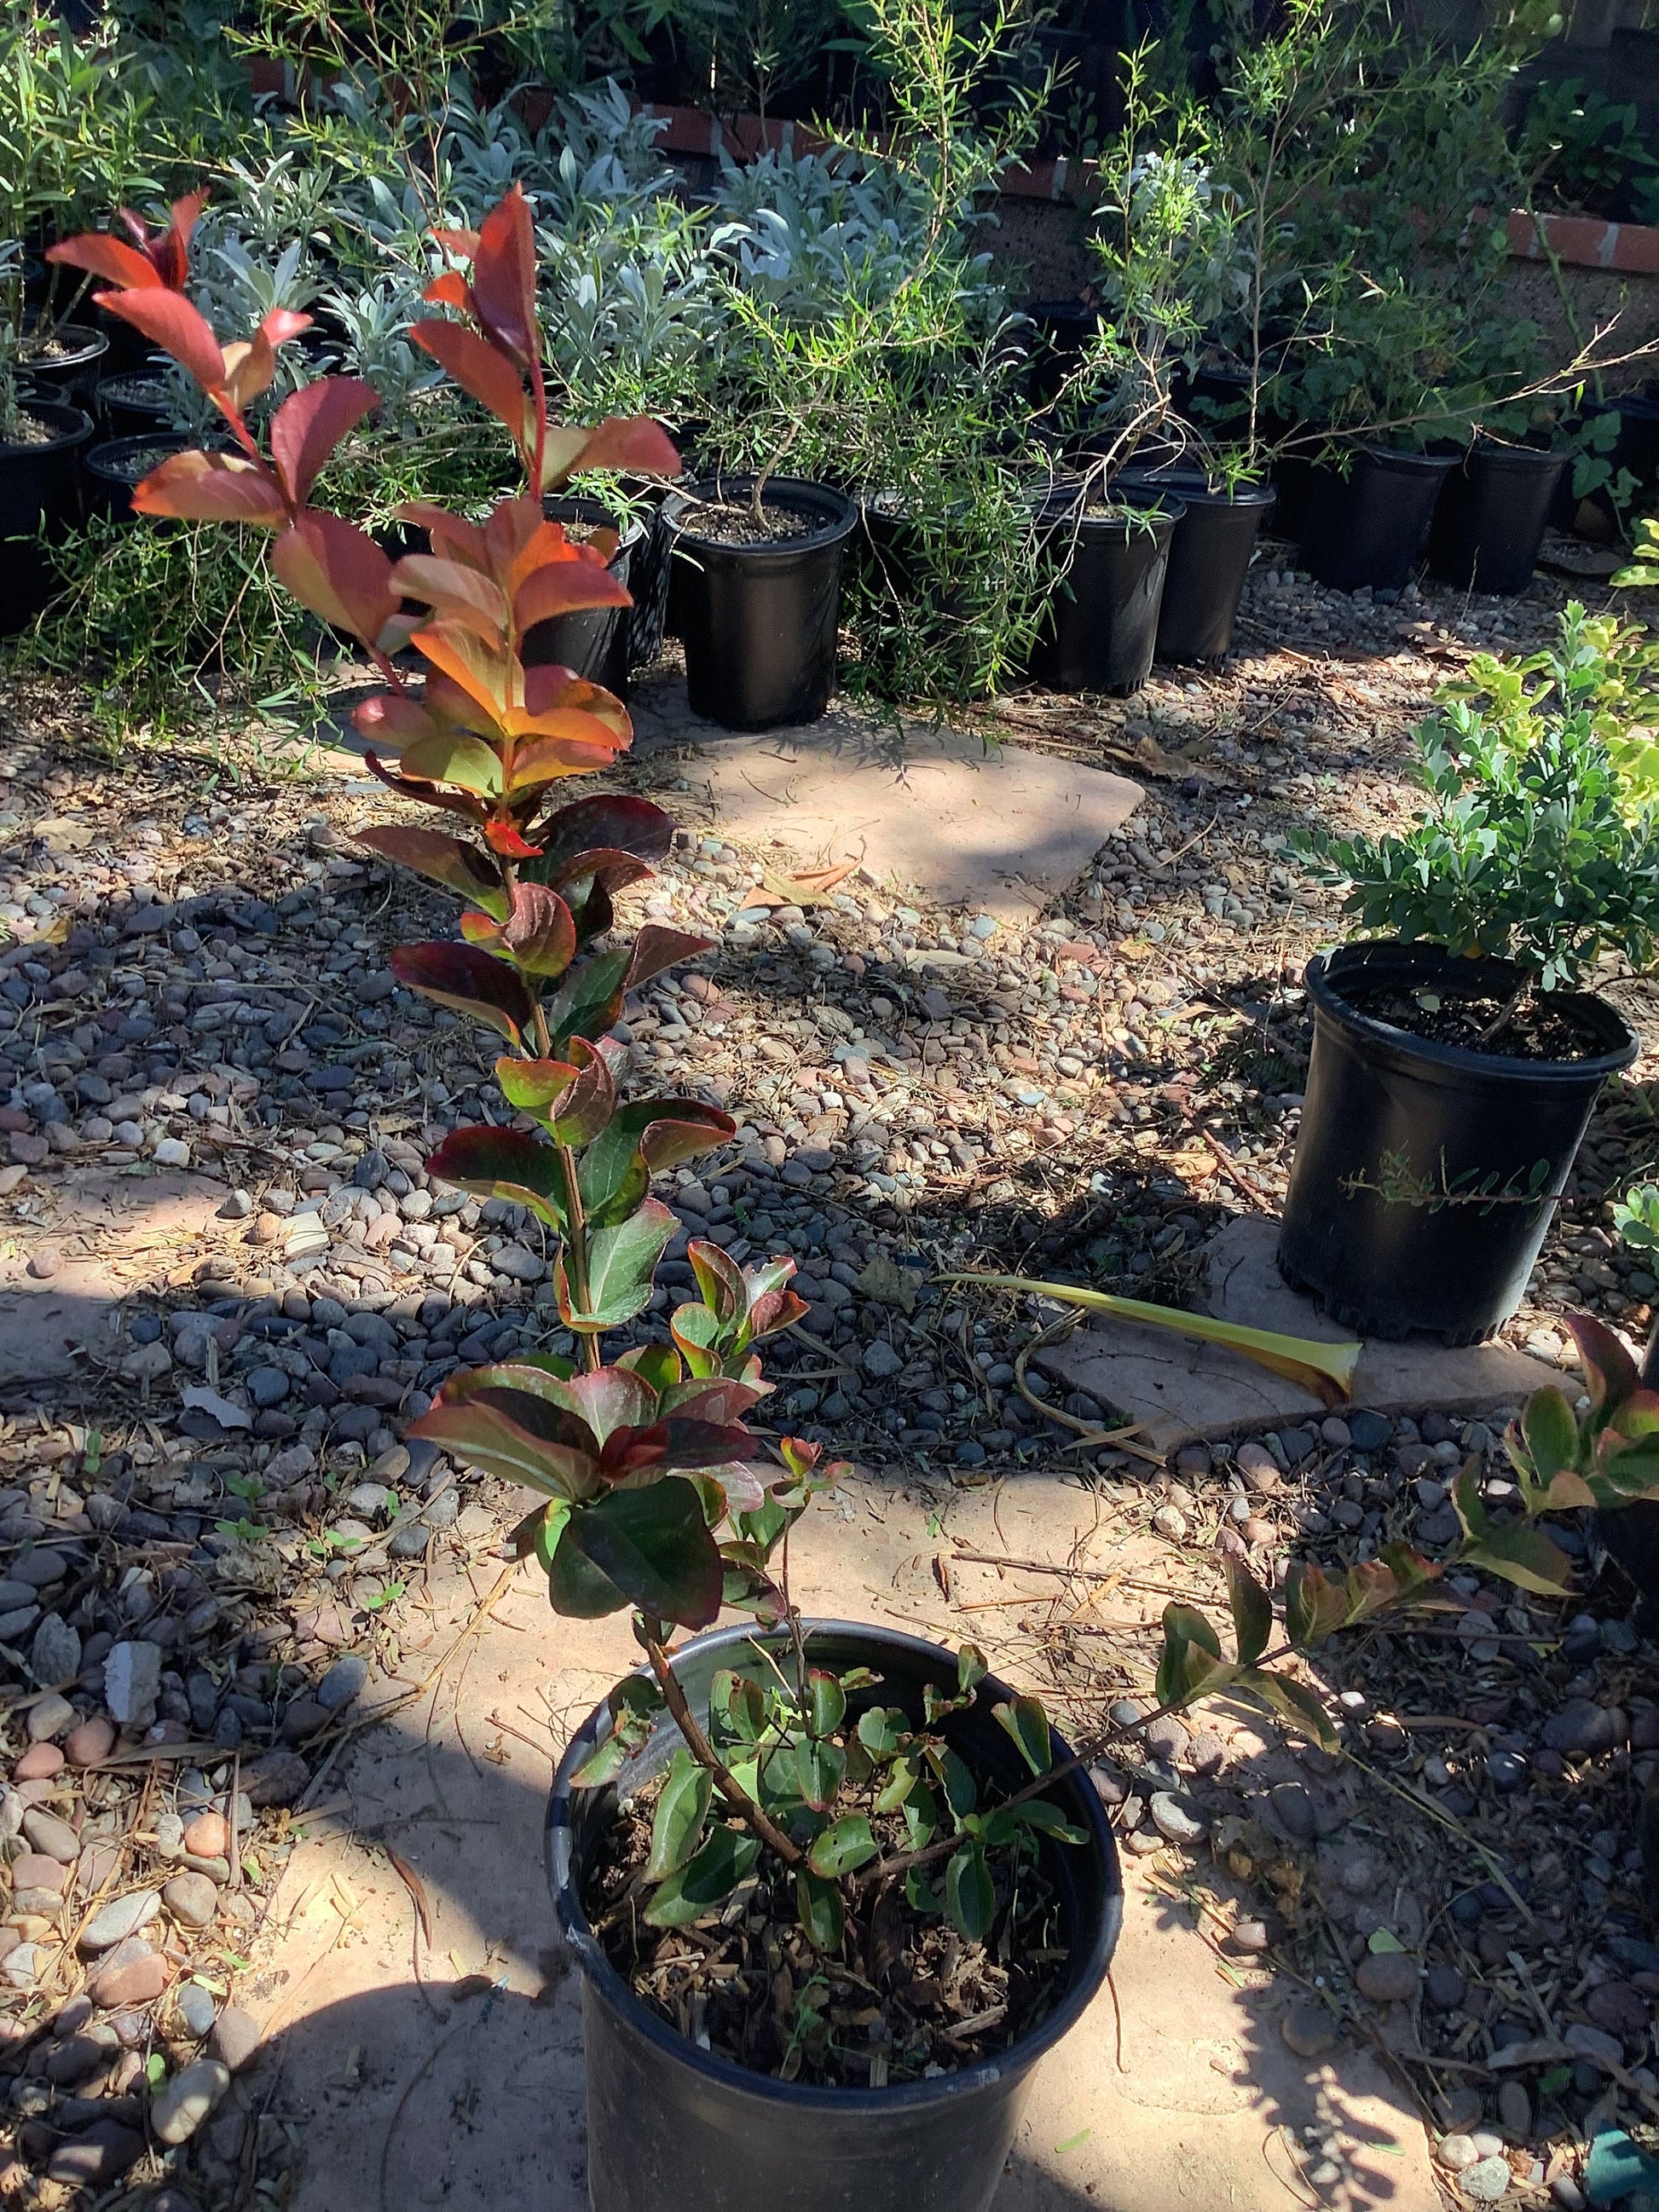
1283 606 1656 1343
65 182 1125 2206
1078 53 1275 667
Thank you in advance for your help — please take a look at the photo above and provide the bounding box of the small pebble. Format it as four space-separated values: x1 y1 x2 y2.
162 1873 219 1931
1280 2001 1336 2059
1437 2134 1479 2173
150 2056 230 2145
1461 2155 1512 2203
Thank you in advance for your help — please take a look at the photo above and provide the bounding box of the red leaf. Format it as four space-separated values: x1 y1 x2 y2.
269 378 379 508
514 557 633 632
484 819 544 859
425 1124 565 1219
130 449 287 527
259 305 313 349
47 234 159 288
431 225 483 261
470 184 540 368
531 794 675 875
423 269 474 313
410 320 527 442
502 881 577 976
390 941 537 1042
564 416 683 480
150 192 207 288
95 286 225 393
412 621 516 725
627 925 714 992
398 501 488 570
272 514 399 645
353 825 503 905
391 553 511 642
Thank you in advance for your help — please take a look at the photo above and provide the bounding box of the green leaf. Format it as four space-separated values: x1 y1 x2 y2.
795 1867 845 1951
400 727 503 794
1520 1385 1581 1482
795 1736 847 1813
710 1669 767 1745
993 1695 1052 1776
1014 1798 1088 1845
645 1748 714 1880
644 1825 762 1927
577 1100 737 1229
532 1498 571 1575
874 1754 919 1814
857 1706 909 1760
1452 1462 1489 1543
808 1813 879 1877
904 1865 943 1915
563 1478 724 1628
557 1198 677 1331
806 1669 847 1738
1367 1926 1405 1954
1235 1667 1338 1750
957 1643 988 1696
901 1779 939 1850
927 1742 977 1820
1461 1522 1574 1597
1224 1556 1273 1665
1280 1562 1350 1648
549 1522 628 1617
1156 1602 1234 1706
944 1841 996 1942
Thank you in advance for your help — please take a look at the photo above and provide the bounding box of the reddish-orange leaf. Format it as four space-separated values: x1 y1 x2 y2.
95 286 225 394
431 224 483 261
562 415 683 481
410 320 526 442
269 377 379 508
392 553 511 638
398 501 488 571
273 513 399 644
412 621 517 724
522 667 632 742
514 560 632 632
47 234 159 288
506 731 628 783
130 448 287 527
470 184 539 369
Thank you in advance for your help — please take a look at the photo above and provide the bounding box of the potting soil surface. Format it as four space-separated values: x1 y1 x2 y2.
0 531 1655 2209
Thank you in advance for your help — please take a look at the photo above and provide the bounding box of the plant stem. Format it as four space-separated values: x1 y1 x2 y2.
641 1632 804 1866
554 1143 601 1373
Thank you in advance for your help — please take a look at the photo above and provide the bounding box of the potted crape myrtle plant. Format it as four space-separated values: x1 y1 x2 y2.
1283 608 1658 1343
68 182 1123 2209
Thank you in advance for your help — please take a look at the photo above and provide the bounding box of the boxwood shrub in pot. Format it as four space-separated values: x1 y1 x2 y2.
1283 618 1658 1342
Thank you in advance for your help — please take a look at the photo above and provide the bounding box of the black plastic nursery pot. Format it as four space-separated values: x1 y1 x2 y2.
0 401 93 634
18 323 108 407
81 433 189 523
1267 451 1315 542
1026 486 1182 696
1117 466 1276 661
662 476 858 731
1427 442 1568 596
520 494 648 695
95 371 174 438
548 1620 1122 2212
1277 942 1639 1344
1298 445 1455 591
1024 298 1101 411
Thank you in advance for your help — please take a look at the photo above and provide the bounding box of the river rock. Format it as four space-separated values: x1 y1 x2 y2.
1356 1950 1419 2004
1280 2001 1337 2058
79 1891 159 1955
151 2058 230 2145
162 1873 218 1931
210 2006 260 2074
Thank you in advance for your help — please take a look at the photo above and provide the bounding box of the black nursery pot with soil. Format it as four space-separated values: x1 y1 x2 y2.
95 370 173 438
1026 485 1182 696
1116 466 1276 661
1298 444 1455 592
549 1620 1122 2212
519 493 648 696
17 322 108 407
1277 941 1639 1344
1428 442 1568 596
0 399 93 634
661 476 858 731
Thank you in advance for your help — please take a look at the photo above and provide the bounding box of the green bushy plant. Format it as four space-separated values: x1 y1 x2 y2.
1294 612 1659 994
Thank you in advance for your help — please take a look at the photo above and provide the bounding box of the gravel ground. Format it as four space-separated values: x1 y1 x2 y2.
0 538 1656 2206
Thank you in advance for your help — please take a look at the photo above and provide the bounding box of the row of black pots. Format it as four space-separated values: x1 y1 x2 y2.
1286 441 1569 596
